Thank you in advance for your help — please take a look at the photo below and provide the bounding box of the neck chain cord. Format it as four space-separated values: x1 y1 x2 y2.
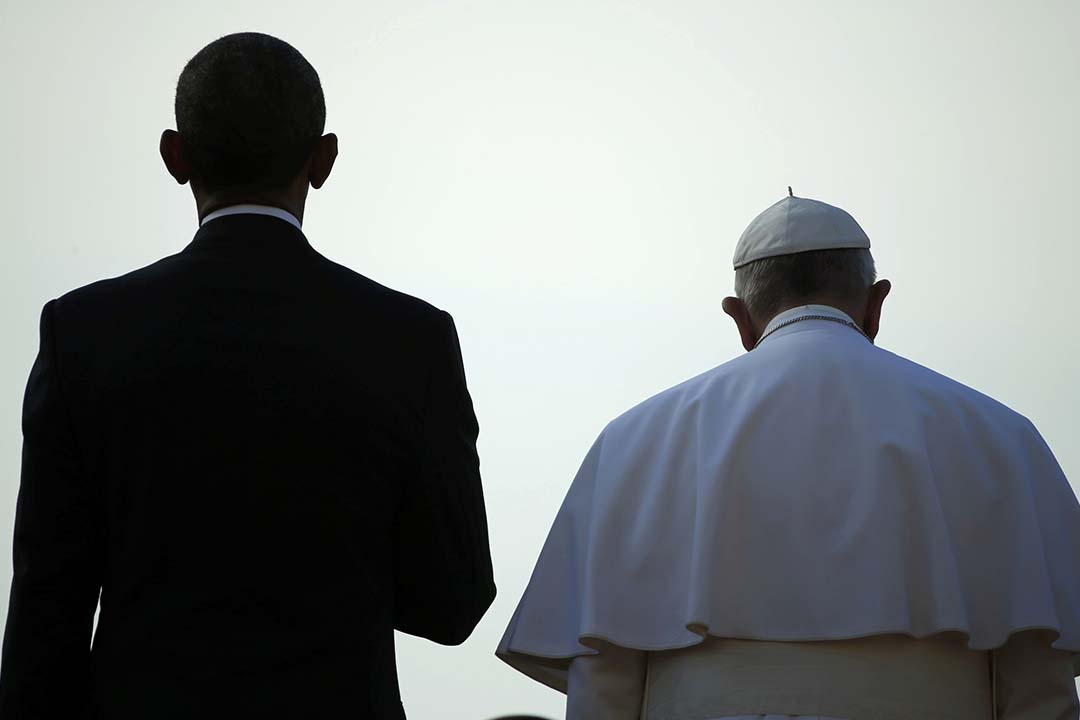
753 314 872 349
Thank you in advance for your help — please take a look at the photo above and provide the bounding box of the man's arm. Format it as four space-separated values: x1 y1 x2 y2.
392 310 495 645
0 299 102 716
994 629 1079 720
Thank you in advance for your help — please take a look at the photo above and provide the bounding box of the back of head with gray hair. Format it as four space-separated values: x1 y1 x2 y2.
734 248 877 325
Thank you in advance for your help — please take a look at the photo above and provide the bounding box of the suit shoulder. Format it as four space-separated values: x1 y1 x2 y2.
310 255 448 324
51 252 188 317
50 251 449 330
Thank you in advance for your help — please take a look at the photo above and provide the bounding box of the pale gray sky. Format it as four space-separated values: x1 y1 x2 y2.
1 1 1077 717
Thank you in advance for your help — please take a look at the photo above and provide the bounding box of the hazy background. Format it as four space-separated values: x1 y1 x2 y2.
2 1 1078 717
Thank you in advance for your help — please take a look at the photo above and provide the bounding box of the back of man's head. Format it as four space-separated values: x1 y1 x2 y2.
733 247 877 326
174 32 325 194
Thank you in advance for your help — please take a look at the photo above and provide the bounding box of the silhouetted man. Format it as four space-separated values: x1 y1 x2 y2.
0 32 495 719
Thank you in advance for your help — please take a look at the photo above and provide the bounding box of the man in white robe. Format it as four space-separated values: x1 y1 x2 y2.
496 192 1080 719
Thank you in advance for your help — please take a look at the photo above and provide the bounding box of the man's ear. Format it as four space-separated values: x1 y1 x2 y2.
861 279 892 342
308 133 338 190
160 130 192 185
722 296 759 352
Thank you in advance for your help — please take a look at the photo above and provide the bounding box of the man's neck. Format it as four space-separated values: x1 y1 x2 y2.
200 203 304 231
757 303 862 341
193 181 308 225
199 198 304 224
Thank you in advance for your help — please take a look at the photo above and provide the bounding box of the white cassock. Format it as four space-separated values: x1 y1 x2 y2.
496 304 1080 719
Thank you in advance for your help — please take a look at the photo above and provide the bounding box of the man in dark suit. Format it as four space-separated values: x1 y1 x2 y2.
0 31 496 719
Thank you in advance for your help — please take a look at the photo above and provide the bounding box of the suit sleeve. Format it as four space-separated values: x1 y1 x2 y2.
0 299 102 716
994 630 1079 720
392 310 495 645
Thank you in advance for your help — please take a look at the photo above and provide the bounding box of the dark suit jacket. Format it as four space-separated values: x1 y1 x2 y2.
0 213 496 719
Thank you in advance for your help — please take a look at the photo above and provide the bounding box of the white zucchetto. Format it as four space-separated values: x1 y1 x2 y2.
733 192 871 269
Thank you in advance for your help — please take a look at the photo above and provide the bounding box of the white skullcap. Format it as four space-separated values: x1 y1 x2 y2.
733 189 871 269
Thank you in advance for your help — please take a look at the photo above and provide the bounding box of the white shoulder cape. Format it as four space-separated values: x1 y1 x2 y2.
496 319 1080 691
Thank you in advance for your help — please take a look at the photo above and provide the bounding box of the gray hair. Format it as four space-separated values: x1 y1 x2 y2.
734 248 877 324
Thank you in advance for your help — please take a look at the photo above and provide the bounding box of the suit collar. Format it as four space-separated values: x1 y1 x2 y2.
201 203 302 230
181 212 313 255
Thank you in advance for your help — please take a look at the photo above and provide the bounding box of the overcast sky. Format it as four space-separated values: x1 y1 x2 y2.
2 1 1077 717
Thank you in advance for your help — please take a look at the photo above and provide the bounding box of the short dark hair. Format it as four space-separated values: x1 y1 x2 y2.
174 32 326 193
734 248 877 324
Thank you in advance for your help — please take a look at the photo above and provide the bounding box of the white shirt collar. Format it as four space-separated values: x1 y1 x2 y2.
200 204 302 231
759 304 858 340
